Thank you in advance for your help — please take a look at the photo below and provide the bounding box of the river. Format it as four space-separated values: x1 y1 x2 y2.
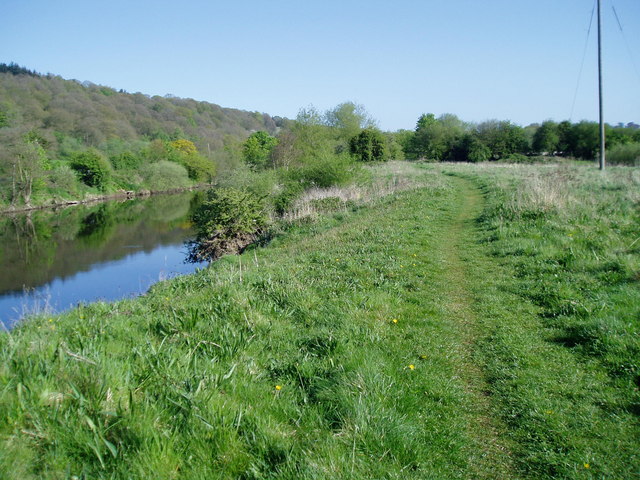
0 191 206 329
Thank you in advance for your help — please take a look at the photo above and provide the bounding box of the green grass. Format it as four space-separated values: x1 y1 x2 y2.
0 162 638 479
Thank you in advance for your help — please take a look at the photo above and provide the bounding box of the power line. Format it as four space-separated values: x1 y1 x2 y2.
570 0 597 121
611 2 640 86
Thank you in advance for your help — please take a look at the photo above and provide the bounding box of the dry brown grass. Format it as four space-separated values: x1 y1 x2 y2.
281 161 435 222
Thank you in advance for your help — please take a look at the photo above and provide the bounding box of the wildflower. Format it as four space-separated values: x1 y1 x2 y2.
392 319 398 324
275 385 282 391
546 410 553 415
420 355 427 359
408 364 415 370
584 463 590 469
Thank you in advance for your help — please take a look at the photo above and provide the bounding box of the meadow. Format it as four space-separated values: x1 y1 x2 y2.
0 161 637 479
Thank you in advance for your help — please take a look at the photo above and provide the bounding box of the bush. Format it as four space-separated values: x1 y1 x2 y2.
179 154 216 182
48 164 79 195
349 128 389 162
607 143 640 166
69 150 112 189
290 153 355 188
273 181 304 215
111 151 143 170
243 131 278 170
140 160 191 191
192 188 268 241
502 153 530 163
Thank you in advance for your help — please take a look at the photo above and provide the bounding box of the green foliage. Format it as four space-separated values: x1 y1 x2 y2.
110 151 143 170
192 187 268 240
242 131 278 170
179 153 217 182
325 101 376 140
532 120 559 154
349 128 389 162
169 138 198 156
166 139 216 181
606 142 640 166
69 150 112 189
0 130 50 205
448 134 491 162
565 121 599 159
476 120 529 159
0 108 8 128
48 164 80 196
409 113 465 161
501 153 529 163
140 160 191 191
287 153 355 188
273 181 304 215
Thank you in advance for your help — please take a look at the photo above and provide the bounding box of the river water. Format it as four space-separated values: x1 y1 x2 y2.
0 192 206 329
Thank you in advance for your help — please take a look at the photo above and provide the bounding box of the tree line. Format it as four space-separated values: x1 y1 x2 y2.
395 113 640 163
1 63 639 210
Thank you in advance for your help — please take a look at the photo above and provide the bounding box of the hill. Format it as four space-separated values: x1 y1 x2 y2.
0 63 282 208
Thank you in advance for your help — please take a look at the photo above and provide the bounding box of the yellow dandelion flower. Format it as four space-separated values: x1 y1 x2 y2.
275 385 282 391
584 463 590 469
392 319 398 324
408 364 415 370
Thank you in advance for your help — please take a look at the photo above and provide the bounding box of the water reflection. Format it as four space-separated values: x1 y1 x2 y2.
0 192 206 328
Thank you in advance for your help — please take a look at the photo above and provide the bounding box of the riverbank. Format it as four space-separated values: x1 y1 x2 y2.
0 163 637 479
0 184 213 216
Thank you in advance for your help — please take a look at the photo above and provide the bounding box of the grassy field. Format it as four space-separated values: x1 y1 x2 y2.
0 162 638 479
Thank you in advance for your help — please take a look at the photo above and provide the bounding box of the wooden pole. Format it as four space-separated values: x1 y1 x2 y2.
598 0 605 170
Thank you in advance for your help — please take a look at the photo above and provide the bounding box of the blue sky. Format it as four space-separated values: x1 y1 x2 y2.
2 0 639 131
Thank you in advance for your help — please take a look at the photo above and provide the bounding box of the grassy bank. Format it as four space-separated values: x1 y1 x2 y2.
439 162 639 478
0 162 637 479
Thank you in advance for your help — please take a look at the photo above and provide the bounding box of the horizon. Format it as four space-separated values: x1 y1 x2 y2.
2 0 639 131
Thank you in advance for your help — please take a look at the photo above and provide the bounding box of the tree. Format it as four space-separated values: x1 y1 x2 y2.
169 138 198 156
242 131 278 170
349 128 388 162
10 137 48 205
325 102 376 141
476 120 528 159
532 121 559 154
70 150 112 189
168 139 216 181
450 134 491 162
409 113 465 161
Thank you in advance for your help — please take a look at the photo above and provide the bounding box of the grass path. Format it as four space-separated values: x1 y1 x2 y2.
431 176 516 478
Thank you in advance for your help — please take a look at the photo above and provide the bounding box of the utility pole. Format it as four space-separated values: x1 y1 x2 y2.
598 0 605 170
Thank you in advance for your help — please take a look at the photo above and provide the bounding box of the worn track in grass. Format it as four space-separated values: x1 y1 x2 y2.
431 176 517 479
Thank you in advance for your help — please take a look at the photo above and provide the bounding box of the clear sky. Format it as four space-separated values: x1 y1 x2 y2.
1 0 639 131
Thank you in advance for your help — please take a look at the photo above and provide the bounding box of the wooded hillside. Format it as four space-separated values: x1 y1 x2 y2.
0 63 281 208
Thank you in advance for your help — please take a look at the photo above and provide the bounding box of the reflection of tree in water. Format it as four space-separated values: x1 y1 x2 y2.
77 205 116 247
0 191 202 295
8 212 56 268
